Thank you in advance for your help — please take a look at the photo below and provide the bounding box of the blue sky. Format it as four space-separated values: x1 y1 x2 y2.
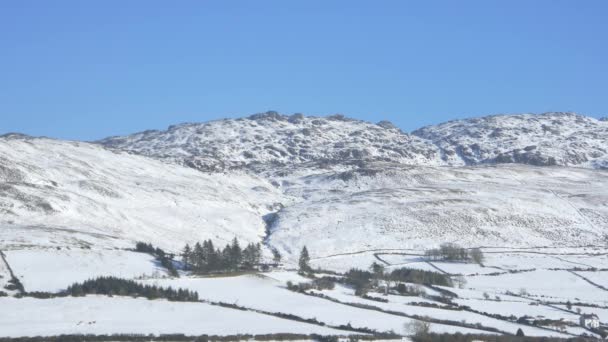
1 1 607 140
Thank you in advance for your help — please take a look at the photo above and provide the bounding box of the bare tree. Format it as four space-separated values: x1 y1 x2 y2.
404 318 431 338
470 247 485 264
454 275 467 289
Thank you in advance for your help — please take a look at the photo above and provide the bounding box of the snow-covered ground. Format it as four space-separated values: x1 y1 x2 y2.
4 248 165 292
464 270 608 305
0 252 13 293
141 272 490 336
575 270 608 288
1 245 607 338
269 164 608 264
0 296 347 337
311 284 568 337
453 297 578 322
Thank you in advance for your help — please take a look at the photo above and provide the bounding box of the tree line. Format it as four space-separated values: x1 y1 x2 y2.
65 276 199 301
181 238 262 274
343 263 453 296
424 243 484 264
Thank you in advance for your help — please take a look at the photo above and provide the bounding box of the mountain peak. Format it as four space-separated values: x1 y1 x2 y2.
98 111 607 172
98 112 442 172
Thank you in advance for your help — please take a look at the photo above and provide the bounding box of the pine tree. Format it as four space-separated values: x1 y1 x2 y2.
182 244 192 270
299 246 311 272
206 240 219 271
221 243 232 270
272 248 282 263
193 242 204 272
254 243 262 264
229 237 242 269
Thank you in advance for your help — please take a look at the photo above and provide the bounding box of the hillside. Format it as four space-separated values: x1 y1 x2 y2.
2 127 607 261
413 112 608 169
269 163 608 264
0 134 282 252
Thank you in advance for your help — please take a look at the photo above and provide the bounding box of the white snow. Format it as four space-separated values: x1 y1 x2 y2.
0 296 347 337
4 249 165 292
312 284 568 337
464 270 608 305
0 137 282 252
141 273 491 336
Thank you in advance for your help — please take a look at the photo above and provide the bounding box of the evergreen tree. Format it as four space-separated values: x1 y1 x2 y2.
242 243 262 269
299 246 311 272
254 243 262 264
193 242 204 271
229 237 242 269
272 248 282 263
206 240 219 271
221 243 232 269
182 244 192 270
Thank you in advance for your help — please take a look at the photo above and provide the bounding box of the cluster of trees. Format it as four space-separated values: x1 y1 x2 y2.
343 263 453 296
389 267 453 287
135 242 179 277
65 276 198 302
181 238 261 273
424 243 484 264
286 277 336 292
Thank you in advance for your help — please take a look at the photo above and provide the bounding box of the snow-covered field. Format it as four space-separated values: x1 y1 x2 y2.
463 270 608 305
575 270 608 288
141 272 490 336
4 248 165 292
0 296 347 337
0 252 13 292
311 284 568 337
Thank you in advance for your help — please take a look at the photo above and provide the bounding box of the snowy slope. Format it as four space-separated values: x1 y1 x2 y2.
268 163 608 263
1 135 607 262
413 112 608 169
0 135 282 252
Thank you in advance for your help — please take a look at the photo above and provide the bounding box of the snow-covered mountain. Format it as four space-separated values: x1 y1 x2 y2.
99 111 608 171
3 111 608 339
2 110 607 260
413 112 608 169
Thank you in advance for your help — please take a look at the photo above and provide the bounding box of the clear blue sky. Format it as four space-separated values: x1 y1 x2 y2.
1 1 607 141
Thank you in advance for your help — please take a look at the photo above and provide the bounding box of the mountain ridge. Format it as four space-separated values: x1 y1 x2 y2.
97 111 608 172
